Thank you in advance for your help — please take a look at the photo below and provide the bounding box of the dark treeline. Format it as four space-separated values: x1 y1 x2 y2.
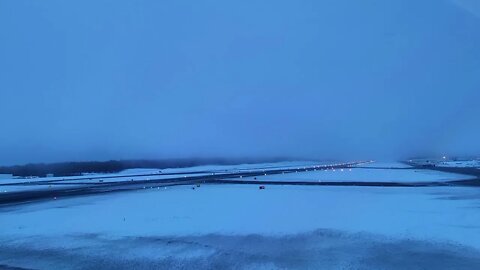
0 157 291 177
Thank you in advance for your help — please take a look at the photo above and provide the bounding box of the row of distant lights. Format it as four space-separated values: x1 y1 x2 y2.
239 162 359 178
1 161 364 195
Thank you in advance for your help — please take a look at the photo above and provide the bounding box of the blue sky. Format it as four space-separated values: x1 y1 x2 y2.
1 0 480 165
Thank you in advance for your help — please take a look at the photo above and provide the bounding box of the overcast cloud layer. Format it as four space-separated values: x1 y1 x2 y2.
1 0 480 165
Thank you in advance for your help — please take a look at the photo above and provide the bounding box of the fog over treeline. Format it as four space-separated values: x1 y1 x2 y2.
1 0 480 166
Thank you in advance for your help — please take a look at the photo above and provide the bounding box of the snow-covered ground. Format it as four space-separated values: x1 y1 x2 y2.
237 162 475 183
2 184 479 245
158 161 324 174
358 161 411 168
0 172 207 193
1 161 479 269
0 161 330 194
1 184 480 269
0 161 322 187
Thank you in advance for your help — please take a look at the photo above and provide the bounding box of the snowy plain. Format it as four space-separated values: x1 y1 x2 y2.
0 160 322 186
1 184 480 269
1 161 480 269
238 162 475 183
2 184 480 246
0 161 325 194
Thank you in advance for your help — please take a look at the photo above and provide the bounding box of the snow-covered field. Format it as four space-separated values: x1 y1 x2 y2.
2 184 480 245
1 184 480 269
357 161 411 168
0 161 327 194
1 161 479 269
0 161 322 186
238 162 475 183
